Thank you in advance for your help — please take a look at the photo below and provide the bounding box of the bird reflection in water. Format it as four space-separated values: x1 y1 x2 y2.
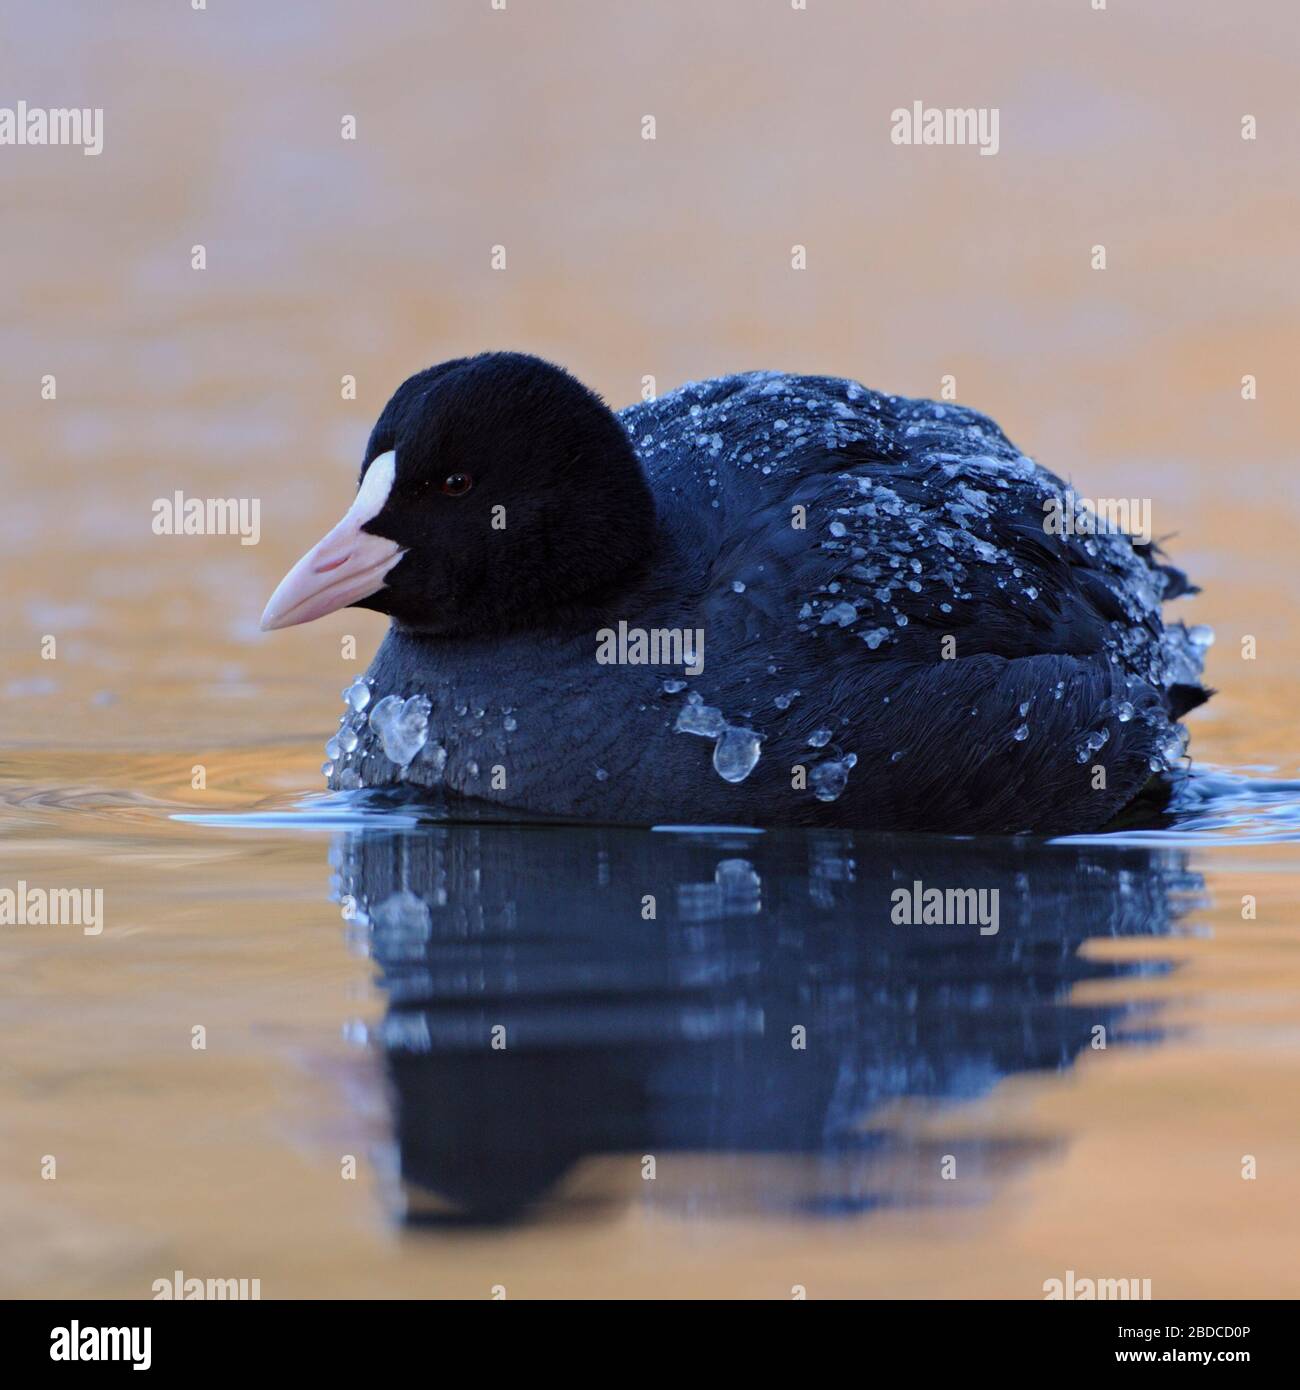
329 823 1201 1225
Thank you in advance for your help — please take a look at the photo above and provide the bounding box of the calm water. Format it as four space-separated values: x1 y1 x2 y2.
3 746 1299 1297
3 0 1300 1299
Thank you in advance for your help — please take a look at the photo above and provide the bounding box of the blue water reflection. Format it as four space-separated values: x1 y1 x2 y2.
330 824 1202 1223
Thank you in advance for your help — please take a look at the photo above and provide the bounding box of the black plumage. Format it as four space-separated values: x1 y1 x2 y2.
310 352 1209 832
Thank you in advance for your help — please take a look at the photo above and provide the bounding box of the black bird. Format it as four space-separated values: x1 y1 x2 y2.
261 352 1210 833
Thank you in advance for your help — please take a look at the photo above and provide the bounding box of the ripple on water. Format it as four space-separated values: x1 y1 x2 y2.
0 752 1297 845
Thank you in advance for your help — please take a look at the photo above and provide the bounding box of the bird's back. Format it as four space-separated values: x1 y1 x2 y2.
615 371 1209 831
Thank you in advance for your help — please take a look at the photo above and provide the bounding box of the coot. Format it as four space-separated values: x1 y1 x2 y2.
262 352 1210 832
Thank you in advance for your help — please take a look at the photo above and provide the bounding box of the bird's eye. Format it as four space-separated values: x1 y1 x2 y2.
441 472 474 497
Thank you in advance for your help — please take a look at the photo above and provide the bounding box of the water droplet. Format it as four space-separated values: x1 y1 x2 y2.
809 756 854 802
676 693 726 737
808 728 832 748
369 694 431 768
663 678 687 694
1013 723 1029 742
503 714 518 732
595 767 609 781
1116 701 1134 723
324 736 341 760
343 677 371 712
1075 727 1111 763
732 580 746 593
713 726 762 782
774 689 801 710
820 601 857 627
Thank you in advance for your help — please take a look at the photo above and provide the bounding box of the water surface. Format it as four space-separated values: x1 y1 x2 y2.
3 0 1299 1299
3 748 1299 1298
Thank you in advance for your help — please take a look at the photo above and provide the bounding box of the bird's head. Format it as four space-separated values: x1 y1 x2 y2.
261 352 655 637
